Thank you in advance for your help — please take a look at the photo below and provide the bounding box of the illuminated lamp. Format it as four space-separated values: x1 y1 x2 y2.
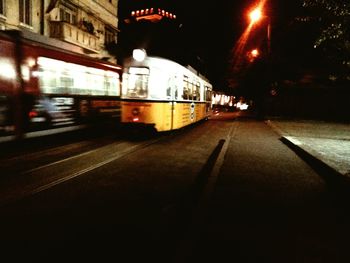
251 49 259 57
249 8 262 24
133 49 146 62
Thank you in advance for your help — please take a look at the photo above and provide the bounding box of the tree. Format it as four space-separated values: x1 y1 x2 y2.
303 0 350 83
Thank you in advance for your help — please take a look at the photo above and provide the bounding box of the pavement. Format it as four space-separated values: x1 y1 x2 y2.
211 110 350 180
184 113 350 263
265 118 350 180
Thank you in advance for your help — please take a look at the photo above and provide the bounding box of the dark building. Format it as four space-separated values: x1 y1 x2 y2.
117 3 185 65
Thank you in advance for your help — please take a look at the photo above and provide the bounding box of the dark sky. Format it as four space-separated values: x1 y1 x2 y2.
117 1 314 91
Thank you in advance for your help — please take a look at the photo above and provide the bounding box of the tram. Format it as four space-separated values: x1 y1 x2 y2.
121 49 213 132
0 30 122 142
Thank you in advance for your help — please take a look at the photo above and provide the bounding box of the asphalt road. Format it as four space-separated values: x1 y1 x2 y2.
1 114 349 262
181 118 350 263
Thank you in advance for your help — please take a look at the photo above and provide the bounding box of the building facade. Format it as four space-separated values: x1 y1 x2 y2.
0 0 119 63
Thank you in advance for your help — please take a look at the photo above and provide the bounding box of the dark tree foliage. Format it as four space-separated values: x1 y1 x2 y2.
303 0 350 82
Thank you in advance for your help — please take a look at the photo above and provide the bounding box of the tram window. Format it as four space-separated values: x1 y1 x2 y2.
59 70 74 93
105 73 119 96
87 73 103 95
197 83 201 101
135 75 148 97
166 77 174 99
173 79 178 100
192 83 196 100
166 83 171 99
124 73 148 98
193 82 200 101
39 68 57 93
183 85 189 100
182 76 190 100
188 82 193 100
74 70 88 95
37 57 119 96
205 87 212 102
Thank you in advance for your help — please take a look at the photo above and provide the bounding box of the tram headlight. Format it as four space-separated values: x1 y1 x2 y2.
132 49 146 62
131 107 140 122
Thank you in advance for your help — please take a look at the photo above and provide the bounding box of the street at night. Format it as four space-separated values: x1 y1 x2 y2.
1 0 350 262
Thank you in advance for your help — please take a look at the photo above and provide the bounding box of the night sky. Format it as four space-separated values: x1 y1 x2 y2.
117 0 318 92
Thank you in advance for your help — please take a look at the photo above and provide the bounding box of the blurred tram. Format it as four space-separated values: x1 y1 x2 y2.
121 50 213 132
0 30 122 142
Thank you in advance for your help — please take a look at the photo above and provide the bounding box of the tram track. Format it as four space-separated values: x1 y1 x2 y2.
0 119 238 263
0 135 166 207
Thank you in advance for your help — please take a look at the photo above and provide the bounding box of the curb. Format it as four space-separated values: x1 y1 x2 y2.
281 136 350 192
266 120 350 188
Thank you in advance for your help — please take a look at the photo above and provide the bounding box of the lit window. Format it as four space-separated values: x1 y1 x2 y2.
182 76 190 100
19 0 31 25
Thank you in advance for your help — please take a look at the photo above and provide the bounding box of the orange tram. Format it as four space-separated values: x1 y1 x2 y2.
121 50 213 132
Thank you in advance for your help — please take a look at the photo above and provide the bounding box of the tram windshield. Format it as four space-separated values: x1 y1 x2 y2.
122 67 149 98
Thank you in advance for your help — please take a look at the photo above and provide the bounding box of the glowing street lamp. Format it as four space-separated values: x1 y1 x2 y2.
247 48 260 62
248 6 271 55
249 8 262 24
251 48 259 58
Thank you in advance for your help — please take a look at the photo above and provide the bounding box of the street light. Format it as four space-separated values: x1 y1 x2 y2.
248 6 271 55
251 48 259 58
247 48 260 63
249 8 262 24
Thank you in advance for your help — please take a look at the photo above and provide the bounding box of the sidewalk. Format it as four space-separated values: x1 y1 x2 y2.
266 118 350 179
